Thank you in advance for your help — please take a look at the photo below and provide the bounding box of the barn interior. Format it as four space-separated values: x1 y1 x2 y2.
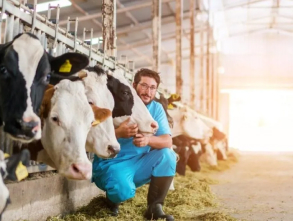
0 0 293 221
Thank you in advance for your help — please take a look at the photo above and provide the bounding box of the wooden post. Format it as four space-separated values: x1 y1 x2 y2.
175 0 183 96
200 20 205 112
206 14 210 116
102 0 117 57
189 0 195 108
152 0 162 72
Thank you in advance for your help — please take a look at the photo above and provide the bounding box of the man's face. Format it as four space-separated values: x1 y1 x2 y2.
134 76 158 105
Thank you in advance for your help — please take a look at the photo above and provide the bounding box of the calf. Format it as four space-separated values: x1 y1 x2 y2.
0 33 89 143
0 149 30 220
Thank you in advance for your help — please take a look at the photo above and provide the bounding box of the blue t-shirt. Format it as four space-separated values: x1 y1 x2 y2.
95 100 171 162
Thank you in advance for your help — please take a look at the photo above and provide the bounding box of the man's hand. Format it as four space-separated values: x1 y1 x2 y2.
115 118 138 139
133 134 150 147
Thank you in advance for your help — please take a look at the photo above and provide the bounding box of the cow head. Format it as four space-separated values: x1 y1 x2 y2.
201 142 218 166
40 80 109 180
168 106 207 139
78 68 120 159
0 149 30 220
0 33 89 143
107 69 158 136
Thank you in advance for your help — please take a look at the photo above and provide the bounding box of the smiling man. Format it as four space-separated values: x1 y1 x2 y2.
92 68 176 221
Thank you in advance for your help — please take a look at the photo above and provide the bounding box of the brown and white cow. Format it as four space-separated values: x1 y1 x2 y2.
22 80 112 180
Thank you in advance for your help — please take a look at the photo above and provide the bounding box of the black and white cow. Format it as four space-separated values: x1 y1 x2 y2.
0 33 89 143
0 149 30 220
172 135 202 176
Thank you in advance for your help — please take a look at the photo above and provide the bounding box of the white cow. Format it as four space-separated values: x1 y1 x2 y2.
78 70 121 158
38 80 105 180
168 104 207 139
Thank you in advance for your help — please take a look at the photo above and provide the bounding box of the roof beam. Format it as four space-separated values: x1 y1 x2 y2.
77 8 193 40
60 0 175 25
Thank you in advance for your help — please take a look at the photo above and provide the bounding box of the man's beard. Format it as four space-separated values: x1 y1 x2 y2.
140 93 153 105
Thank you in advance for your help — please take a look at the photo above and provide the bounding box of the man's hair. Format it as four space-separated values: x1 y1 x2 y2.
133 68 160 86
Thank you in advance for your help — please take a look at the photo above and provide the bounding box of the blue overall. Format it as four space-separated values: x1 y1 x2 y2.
92 100 176 204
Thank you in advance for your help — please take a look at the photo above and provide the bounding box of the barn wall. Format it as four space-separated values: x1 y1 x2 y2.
220 31 293 90
3 175 103 221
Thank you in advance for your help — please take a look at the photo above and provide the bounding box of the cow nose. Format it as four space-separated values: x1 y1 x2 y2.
69 163 92 180
150 121 158 133
108 145 120 158
18 119 40 136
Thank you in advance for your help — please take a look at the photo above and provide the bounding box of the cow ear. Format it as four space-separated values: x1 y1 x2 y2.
91 105 112 126
5 149 30 181
48 52 89 76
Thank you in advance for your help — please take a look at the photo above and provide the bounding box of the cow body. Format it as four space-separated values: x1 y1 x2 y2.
0 33 89 143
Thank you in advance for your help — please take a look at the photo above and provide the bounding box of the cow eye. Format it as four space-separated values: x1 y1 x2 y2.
46 74 51 82
123 91 129 95
89 101 94 105
51 116 59 124
0 65 9 77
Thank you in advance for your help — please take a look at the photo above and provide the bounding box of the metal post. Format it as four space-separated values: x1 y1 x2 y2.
189 0 195 109
152 0 161 72
175 0 183 96
102 0 117 58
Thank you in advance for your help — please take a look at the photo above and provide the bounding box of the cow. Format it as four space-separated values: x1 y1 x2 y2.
168 104 208 139
20 80 112 180
0 33 89 143
200 142 218 166
75 68 121 158
0 149 30 220
172 135 202 176
106 68 158 135
198 114 228 161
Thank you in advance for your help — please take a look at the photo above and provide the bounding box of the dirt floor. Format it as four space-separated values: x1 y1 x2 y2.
210 151 293 221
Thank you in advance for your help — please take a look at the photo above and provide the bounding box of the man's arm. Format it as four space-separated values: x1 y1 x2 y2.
133 134 172 149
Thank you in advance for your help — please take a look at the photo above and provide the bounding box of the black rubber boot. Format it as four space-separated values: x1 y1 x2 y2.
144 176 174 221
105 195 119 216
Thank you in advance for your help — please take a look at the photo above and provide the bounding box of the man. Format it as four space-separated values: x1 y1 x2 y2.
92 68 176 221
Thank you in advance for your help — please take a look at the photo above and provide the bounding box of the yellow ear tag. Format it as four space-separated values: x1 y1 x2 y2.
4 153 10 159
59 59 72 73
91 120 100 127
167 103 174 110
15 162 28 181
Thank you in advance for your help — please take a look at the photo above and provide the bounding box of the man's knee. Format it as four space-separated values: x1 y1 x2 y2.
106 180 136 204
158 148 176 165
152 148 176 177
